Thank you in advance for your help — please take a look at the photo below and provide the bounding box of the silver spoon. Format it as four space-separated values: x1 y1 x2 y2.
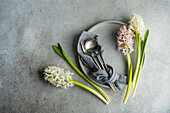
81 40 101 69
84 39 105 69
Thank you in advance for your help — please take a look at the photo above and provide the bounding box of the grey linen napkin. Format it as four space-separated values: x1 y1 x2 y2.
77 31 127 90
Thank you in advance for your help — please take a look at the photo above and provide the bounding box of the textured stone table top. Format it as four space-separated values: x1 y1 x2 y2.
0 0 170 113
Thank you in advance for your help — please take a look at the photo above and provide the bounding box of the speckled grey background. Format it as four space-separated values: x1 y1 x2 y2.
0 0 170 113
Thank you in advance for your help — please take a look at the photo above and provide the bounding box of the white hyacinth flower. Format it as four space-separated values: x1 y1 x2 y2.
44 66 74 89
129 14 145 35
43 66 109 104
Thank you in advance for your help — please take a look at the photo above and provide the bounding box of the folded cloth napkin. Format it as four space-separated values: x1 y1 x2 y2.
77 31 127 90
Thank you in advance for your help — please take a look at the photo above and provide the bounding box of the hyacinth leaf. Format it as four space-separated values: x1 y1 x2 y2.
52 43 110 103
142 30 149 52
132 29 149 98
52 45 66 60
70 80 109 104
123 61 133 103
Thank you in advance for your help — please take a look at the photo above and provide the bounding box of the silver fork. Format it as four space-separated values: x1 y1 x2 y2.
96 46 117 92
95 54 117 92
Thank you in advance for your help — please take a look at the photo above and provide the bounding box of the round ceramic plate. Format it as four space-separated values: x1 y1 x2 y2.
78 21 140 88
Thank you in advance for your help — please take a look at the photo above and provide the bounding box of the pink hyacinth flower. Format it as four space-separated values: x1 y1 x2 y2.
117 26 134 55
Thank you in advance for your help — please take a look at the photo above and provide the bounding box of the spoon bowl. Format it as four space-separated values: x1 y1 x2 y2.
84 39 98 52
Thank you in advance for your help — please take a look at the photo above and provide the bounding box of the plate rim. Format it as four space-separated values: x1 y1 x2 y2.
88 20 126 32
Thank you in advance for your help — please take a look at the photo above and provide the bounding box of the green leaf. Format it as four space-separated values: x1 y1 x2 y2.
58 43 70 62
123 61 133 103
140 30 149 69
52 45 63 57
142 30 149 51
71 80 109 105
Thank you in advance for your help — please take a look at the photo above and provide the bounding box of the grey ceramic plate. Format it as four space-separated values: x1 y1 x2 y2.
78 21 141 88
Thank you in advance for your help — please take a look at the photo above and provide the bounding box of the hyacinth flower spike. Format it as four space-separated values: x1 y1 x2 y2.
44 66 109 104
117 26 134 68
117 26 134 103
129 14 150 97
129 14 145 88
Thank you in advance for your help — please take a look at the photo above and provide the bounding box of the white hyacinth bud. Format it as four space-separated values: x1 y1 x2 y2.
44 66 74 89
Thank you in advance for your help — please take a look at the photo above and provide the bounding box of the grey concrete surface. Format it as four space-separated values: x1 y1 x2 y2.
0 0 170 113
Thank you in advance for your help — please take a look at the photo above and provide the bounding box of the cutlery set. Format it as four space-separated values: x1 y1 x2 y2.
81 38 117 92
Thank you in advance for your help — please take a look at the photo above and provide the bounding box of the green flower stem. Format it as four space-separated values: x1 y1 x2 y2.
132 32 141 88
126 54 131 70
132 30 149 98
53 44 110 103
122 49 132 103
124 44 131 70
123 62 133 103
70 79 109 104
